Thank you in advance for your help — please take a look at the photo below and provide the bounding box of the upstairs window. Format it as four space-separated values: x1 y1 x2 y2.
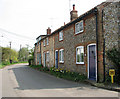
43 39 45 46
59 31 63 41
75 20 84 34
47 38 49 45
76 46 84 64
39 37 41 41
59 49 64 63
46 51 49 62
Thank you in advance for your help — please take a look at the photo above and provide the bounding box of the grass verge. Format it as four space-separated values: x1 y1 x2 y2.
0 61 28 69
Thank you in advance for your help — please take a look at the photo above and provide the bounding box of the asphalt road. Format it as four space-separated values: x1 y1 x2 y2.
1 63 119 97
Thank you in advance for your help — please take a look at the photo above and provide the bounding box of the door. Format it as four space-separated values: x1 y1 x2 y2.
39 53 41 65
43 52 46 67
88 44 97 80
55 50 58 68
37 53 39 65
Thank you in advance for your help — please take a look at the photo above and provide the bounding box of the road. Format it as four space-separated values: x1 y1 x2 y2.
1 63 119 97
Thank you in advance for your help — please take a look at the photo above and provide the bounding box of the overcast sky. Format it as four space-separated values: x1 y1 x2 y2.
0 0 106 51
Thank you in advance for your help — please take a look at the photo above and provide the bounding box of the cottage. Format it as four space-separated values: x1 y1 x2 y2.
34 1 120 82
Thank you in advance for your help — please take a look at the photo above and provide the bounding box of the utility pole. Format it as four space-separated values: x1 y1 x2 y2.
9 41 12 63
19 44 22 61
9 41 11 49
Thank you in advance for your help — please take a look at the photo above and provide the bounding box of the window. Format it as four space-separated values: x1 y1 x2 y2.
43 40 45 46
46 38 49 45
59 49 64 63
75 20 84 34
59 31 63 41
46 51 49 62
76 46 84 64
39 37 41 41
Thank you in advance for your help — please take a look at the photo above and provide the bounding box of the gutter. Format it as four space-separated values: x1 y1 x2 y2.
40 7 97 42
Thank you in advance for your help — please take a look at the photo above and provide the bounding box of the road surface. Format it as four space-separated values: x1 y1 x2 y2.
1 64 119 97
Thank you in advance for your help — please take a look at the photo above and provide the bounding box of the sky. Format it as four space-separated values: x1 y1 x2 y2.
0 0 106 51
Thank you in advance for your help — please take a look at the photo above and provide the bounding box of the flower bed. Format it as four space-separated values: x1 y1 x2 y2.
30 65 87 82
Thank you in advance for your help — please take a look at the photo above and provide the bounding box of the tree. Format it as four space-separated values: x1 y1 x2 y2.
18 47 29 61
2 47 18 64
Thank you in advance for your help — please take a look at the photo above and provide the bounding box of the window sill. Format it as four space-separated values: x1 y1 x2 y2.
59 61 64 64
76 62 84 65
75 30 84 35
59 39 63 42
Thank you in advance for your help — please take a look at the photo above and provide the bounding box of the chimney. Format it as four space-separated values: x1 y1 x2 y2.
64 22 66 26
70 4 78 21
47 27 51 35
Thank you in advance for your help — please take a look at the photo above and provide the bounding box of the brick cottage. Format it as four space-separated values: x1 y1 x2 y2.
34 1 120 82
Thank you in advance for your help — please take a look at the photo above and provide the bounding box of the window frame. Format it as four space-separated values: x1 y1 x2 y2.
59 49 64 63
46 38 49 45
76 46 84 64
59 31 63 41
46 51 49 62
75 20 84 34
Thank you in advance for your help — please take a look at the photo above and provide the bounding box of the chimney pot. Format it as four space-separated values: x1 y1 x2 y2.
73 4 75 10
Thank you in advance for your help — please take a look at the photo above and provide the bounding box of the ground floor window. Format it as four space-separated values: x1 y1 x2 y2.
76 46 84 64
59 49 64 63
46 51 49 62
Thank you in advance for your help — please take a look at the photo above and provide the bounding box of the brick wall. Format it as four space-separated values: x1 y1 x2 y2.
103 2 120 74
41 36 54 67
54 14 96 75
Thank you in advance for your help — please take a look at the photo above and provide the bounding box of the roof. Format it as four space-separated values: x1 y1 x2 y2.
36 35 47 40
39 7 97 41
37 1 111 42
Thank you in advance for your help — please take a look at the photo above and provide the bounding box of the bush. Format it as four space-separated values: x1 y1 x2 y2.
106 48 120 83
2 61 10 65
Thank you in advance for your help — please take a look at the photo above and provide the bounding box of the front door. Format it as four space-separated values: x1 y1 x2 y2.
55 50 58 68
39 53 41 65
88 44 97 80
43 52 46 67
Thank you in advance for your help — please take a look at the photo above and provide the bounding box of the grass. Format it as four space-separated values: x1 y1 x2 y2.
0 61 28 69
30 65 87 82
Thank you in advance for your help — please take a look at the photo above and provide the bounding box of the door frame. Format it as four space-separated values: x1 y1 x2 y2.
43 52 46 67
87 43 97 81
55 50 58 68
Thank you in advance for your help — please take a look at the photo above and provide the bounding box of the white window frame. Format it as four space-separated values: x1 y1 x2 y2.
75 20 84 34
59 49 64 63
76 46 84 64
59 31 63 41
46 38 49 45
43 39 45 46
46 51 49 62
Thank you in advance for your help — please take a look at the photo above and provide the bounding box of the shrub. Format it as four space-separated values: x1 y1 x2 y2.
106 48 120 83
30 65 87 82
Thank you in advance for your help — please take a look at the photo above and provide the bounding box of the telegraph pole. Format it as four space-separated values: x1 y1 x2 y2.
9 41 11 49
9 41 12 63
19 44 22 61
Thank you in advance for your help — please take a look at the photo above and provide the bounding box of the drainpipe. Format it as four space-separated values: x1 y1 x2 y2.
94 8 99 83
40 41 42 65
102 10 106 82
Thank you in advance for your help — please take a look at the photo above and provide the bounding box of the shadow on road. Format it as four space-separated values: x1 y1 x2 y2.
8 66 98 91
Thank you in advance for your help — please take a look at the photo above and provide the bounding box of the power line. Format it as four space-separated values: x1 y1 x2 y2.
0 28 35 41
